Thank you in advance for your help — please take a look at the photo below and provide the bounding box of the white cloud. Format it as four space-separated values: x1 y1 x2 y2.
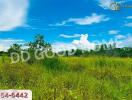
122 35 132 47
72 34 95 50
126 16 132 19
51 13 109 26
52 34 95 52
0 0 29 31
97 0 130 9
52 42 76 52
125 23 132 27
59 34 81 38
117 34 132 47
0 39 24 51
98 0 114 9
109 30 119 35
50 21 67 26
115 34 126 39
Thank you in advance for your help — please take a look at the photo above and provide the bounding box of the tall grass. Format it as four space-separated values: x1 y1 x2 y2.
0 56 132 100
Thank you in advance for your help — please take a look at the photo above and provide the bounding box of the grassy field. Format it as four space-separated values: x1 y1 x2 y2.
0 56 132 100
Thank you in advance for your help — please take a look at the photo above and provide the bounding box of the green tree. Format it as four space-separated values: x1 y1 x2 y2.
26 34 52 63
8 44 22 54
27 34 51 51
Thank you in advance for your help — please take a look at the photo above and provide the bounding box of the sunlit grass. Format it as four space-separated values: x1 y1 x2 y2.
0 56 132 100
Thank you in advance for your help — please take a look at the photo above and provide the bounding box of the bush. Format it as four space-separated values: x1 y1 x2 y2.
42 57 68 71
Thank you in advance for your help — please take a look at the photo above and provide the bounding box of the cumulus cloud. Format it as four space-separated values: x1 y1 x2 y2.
52 34 95 52
72 34 95 50
0 0 29 31
52 42 76 52
51 13 109 26
59 34 81 38
52 33 132 52
0 39 24 51
122 35 132 47
117 34 132 47
109 30 119 35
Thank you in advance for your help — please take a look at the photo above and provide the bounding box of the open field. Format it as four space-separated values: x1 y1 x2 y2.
0 56 132 100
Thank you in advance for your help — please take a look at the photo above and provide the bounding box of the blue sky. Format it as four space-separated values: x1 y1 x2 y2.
0 0 132 51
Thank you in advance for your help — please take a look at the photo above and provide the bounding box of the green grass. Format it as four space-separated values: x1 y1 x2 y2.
0 56 132 100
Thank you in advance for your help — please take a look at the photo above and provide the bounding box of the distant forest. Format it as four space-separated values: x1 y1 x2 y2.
0 34 132 57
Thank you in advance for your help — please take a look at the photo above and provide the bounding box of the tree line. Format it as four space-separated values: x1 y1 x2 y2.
0 34 132 58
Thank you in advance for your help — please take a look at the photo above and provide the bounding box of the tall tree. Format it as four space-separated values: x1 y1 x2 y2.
27 34 51 51
8 44 22 54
